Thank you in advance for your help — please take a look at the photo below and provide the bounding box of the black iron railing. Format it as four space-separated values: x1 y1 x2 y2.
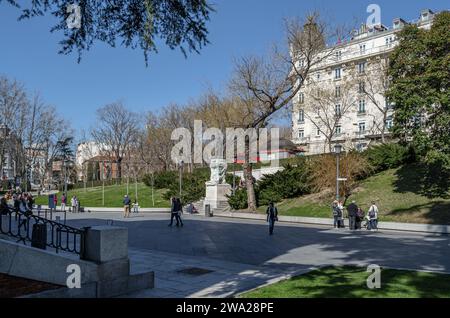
0 208 86 257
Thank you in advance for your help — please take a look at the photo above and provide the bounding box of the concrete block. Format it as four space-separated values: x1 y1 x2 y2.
0 240 18 273
97 258 130 281
84 226 128 263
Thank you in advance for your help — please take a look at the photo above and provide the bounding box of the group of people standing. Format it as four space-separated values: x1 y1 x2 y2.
332 200 379 231
0 191 34 215
52 193 80 213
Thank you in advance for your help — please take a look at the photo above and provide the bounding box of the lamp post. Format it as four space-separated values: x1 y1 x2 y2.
178 160 184 198
334 144 342 201
232 154 237 194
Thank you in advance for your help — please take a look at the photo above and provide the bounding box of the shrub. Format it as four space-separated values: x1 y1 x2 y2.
256 161 312 206
310 151 371 201
365 143 414 172
143 171 177 189
227 188 248 210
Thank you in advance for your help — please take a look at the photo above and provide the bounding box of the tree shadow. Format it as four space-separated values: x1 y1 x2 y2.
386 201 450 225
248 266 450 298
394 163 450 199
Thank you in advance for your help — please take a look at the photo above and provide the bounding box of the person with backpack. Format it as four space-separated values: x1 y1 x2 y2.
266 202 278 235
367 201 379 230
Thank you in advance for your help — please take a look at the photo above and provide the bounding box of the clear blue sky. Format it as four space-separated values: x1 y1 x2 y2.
0 0 447 139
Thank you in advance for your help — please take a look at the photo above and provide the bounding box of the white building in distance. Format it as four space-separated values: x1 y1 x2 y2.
292 9 436 155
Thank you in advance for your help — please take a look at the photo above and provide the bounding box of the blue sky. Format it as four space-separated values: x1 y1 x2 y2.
0 0 447 139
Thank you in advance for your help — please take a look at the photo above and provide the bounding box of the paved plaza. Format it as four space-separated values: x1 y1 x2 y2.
61 212 450 297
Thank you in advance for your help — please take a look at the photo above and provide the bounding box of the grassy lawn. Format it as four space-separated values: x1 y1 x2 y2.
35 183 170 208
257 164 450 224
240 266 450 298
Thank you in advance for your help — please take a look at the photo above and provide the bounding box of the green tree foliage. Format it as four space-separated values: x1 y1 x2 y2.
365 143 415 173
227 188 248 210
256 162 312 206
2 0 213 64
227 158 312 208
387 11 450 170
162 168 209 204
143 171 177 189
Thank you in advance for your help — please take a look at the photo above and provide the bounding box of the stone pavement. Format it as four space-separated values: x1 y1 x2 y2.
60 212 450 298
126 248 313 298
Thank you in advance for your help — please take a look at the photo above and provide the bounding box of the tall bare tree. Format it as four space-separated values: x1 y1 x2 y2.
91 102 141 181
303 77 357 152
229 13 344 211
356 56 391 143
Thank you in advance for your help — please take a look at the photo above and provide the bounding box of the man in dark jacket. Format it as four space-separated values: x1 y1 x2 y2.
266 202 278 235
347 200 358 230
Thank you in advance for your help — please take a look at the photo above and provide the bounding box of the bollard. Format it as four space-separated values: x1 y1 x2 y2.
205 204 213 217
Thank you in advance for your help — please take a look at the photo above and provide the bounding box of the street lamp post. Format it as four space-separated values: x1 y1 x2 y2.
334 144 342 201
178 160 184 198
232 155 237 194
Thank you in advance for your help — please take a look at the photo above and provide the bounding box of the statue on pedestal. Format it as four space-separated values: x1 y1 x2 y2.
207 158 227 185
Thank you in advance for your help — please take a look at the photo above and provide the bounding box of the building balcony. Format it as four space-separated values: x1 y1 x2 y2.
357 110 366 116
354 131 367 138
297 136 311 145
332 133 346 141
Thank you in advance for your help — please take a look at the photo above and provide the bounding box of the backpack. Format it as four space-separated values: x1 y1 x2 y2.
369 206 377 218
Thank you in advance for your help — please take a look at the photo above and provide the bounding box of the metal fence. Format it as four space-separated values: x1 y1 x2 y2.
0 208 86 256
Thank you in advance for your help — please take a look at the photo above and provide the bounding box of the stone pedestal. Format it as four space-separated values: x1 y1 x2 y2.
204 183 231 209
83 226 128 263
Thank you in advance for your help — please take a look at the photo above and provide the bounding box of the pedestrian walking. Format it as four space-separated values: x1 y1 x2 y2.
168 197 179 227
53 193 58 210
123 195 131 218
60 193 66 212
71 195 77 213
175 198 184 227
367 201 379 231
347 200 358 230
266 201 278 235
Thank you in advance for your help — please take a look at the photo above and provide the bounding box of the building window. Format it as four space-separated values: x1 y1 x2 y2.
298 92 304 104
298 129 305 139
335 104 341 116
316 73 320 80
358 122 366 133
358 100 366 113
335 125 342 135
358 62 366 74
356 143 367 152
335 86 341 98
316 128 321 136
298 109 304 122
358 81 365 93
359 44 366 54
335 50 342 61
335 68 341 79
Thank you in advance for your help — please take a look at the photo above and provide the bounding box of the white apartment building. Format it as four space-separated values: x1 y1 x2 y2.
292 9 436 155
